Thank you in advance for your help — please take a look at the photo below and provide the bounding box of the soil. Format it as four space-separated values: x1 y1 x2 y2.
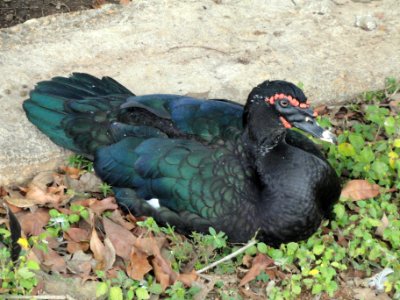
0 0 119 28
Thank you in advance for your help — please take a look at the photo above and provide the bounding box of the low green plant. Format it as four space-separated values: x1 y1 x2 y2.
67 154 94 172
0 228 40 295
46 204 89 237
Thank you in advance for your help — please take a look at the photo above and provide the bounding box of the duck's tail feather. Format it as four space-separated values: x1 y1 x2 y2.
23 73 135 156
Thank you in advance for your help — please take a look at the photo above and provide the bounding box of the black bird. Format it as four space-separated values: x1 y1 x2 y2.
23 73 340 245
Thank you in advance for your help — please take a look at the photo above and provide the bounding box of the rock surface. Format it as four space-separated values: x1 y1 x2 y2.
0 0 399 186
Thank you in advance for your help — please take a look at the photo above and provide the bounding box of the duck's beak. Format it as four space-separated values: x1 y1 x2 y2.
291 108 336 143
284 107 337 144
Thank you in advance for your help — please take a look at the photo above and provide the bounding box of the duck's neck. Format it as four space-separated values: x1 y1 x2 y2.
242 102 286 161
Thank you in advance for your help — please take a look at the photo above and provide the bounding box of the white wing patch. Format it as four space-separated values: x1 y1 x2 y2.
147 198 160 209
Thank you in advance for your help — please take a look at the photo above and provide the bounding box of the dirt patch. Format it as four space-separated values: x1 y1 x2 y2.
0 0 119 28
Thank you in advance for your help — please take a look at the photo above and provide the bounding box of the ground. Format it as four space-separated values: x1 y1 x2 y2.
0 0 118 28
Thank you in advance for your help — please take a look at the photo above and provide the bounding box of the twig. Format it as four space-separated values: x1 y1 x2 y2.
196 239 257 274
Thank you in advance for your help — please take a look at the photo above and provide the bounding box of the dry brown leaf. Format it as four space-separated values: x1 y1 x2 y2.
103 217 136 261
341 180 380 201
353 287 391 300
177 270 198 286
73 198 97 207
375 214 389 237
65 172 102 193
314 105 328 115
134 236 176 289
60 166 81 179
18 208 50 236
0 186 8 197
92 0 106 8
66 250 94 276
108 210 135 230
90 197 118 215
239 287 266 300
239 253 274 286
127 249 152 280
242 254 253 268
153 257 172 291
35 248 67 273
134 236 167 256
104 237 116 271
64 227 90 243
4 195 36 208
67 241 90 254
31 171 55 189
90 227 105 270
120 0 130 4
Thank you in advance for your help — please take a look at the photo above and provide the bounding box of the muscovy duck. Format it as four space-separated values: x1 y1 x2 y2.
23 73 340 245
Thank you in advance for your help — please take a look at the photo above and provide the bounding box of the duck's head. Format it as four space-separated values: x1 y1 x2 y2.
244 80 336 143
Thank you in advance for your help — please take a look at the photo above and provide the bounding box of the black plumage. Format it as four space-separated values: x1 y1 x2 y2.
23 73 340 245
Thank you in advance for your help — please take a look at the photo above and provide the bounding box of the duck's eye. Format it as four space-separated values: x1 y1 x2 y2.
280 100 289 107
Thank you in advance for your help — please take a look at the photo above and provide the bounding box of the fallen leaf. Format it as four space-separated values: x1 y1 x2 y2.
4 194 36 208
239 253 274 286
103 237 116 271
90 197 118 215
239 287 266 300
90 227 105 270
64 227 90 243
92 0 106 8
108 210 135 230
60 166 81 179
73 198 97 207
18 208 50 235
66 250 94 276
353 287 391 300
375 214 389 237
35 248 67 273
22 183 66 206
177 270 198 286
242 254 253 268
126 249 152 280
67 241 90 254
341 180 380 201
314 105 328 115
30 171 55 189
153 256 172 290
103 217 136 261
0 186 8 197
120 0 130 4
65 172 102 193
134 236 167 256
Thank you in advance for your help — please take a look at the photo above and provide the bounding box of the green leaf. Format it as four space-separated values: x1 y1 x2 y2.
68 214 80 223
136 287 150 300
372 161 389 178
312 244 325 255
394 139 400 148
208 227 216 236
349 134 365 151
49 209 60 218
17 267 35 279
149 283 163 295
245 245 257 256
359 147 375 163
292 285 301 295
257 242 268 254
338 143 356 157
26 260 40 270
384 116 396 135
109 286 123 300
96 282 108 298
311 284 323 294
